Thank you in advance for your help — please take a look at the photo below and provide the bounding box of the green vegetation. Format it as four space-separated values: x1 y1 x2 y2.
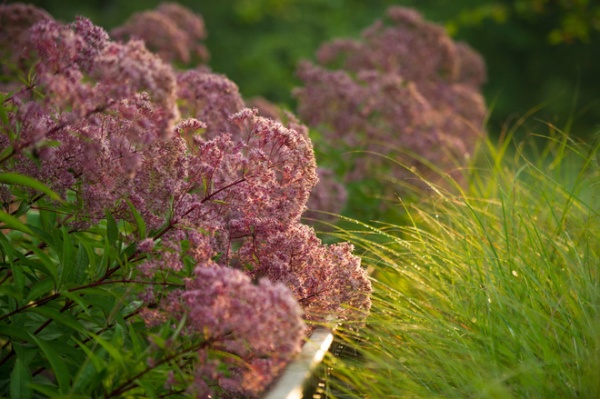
316 128 600 397
3 1 600 397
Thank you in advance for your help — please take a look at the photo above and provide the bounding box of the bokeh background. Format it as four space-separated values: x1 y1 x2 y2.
14 0 600 137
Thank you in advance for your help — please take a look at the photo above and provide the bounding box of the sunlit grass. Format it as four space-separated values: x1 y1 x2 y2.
316 129 600 398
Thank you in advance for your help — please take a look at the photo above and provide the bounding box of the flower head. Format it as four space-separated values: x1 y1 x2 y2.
111 2 208 65
295 6 488 191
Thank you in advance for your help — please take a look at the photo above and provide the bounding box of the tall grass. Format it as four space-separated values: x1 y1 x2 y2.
317 129 600 398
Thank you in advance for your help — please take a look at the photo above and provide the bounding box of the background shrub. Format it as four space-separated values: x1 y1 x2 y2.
19 0 600 137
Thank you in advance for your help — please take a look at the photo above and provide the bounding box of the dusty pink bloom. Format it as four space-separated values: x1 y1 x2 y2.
173 108 318 244
176 69 246 137
138 238 155 253
8 93 183 227
137 286 156 303
138 308 169 328
111 2 208 65
92 39 178 127
2 17 181 226
0 3 52 85
455 42 487 89
126 129 190 230
0 3 52 41
19 17 177 126
236 97 348 225
316 6 457 82
147 263 305 398
295 6 488 191
304 167 348 225
246 96 283 120
2 12 371 398
236 223 371 323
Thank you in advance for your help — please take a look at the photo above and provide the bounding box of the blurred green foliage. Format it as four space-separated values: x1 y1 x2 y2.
13 0 600 136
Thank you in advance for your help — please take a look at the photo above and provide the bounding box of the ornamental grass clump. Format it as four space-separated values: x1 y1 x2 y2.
0 4 371 398
295 6 488 199
318 129 600 398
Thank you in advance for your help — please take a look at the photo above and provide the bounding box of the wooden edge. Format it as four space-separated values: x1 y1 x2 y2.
263 327 334 399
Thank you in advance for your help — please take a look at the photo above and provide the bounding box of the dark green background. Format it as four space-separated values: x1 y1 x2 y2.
11 0 600 137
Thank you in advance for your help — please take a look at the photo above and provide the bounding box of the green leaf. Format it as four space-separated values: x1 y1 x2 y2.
13 342 38 365
25 277 55 302
29 333 70 394
88 333 127 370
126 199 147 240
0 285 23 300
70 363 107 396
122 242 138 258
58 227 75 287
10 358 33 399
60 291 92 317
23 243 58 283
105 212 118 247
210 199 229 205
127 321 147 356
0 93 11 127
73 337 106 372
27 224 57 251
74 240 89 284
10 263 26 299
74 235 100 280
136 378 158 399
0 145 14 162
18 257 56 283
71 286 118 299
0 325 34 342
30 384 62 398
0 172 63 202
12 201 31 218
39 208 58 233
71 337 107 394
0 230 15 259
29 306 88 336
0 210 33 235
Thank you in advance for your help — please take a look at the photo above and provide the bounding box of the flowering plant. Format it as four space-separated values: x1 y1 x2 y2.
0 3 371 398
296 7 488 203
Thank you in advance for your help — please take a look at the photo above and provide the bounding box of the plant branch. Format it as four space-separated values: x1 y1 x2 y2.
105 339 214 398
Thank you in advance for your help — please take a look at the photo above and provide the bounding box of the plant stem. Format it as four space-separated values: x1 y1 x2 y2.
105 340 211 398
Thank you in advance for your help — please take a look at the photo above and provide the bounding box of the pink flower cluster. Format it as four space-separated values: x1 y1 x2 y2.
111 2 209 65
0 3 371 396
235 223 371 322
2 12 178 226
295 6 488 192
0 3 51 84
145 263 306 397
245 96 349 225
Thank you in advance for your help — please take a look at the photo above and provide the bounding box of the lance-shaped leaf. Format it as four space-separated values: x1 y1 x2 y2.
0 172 63 202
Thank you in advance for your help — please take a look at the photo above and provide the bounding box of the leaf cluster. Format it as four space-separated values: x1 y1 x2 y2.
0 99 210 398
